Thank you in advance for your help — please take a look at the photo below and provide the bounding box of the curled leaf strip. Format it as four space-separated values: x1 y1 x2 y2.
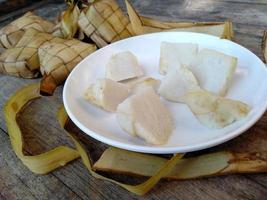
5 83 184 195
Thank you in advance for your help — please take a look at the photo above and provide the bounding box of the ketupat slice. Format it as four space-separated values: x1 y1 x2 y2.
52 4 80 39
0 12 55 48
0 28 54 78
78 0 133 47
106 51 144 81
93 147 267 179
159 42 198 75
125 0 233 39
38 38 96 95
262 31 267 63
84 78 130 112
184 91 251 129
123 76 161 94
158 65 202 103
117 88 173 145
189 49 237 96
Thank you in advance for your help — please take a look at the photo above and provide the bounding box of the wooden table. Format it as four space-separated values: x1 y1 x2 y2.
0 0 267 199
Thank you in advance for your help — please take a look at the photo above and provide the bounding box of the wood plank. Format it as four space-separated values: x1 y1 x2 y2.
0 0 267 199
1 74 266 199
127 0 267 27
0 1 66 27
0 128 81 200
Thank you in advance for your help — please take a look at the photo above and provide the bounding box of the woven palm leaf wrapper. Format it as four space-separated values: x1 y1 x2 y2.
38 38 96 95
0 28 53 78
0 12 55 49
78 0 232 48
78 0 134 47
262 31 267 63
125 0 233 39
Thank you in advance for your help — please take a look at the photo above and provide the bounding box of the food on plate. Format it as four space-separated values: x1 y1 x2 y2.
116 88 173 145
159 42 198 74
185 91 250 129
123 76 161 94
84 78 130 112
158 64 201 103
106 51 144 81
189 49 237 96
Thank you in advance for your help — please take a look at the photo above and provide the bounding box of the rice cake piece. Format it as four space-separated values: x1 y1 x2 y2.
117 88 173 145
158 64 201 103
84 78 130 112
106 51 144 81
123 76 160 94
185 91 250 129
159 42 198 74
189 49 237 96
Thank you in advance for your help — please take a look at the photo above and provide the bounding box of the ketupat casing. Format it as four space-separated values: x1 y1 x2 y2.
78 0 233 48
0 12 55 48
0 28 54 78
38 38 96 95
78 0 134 47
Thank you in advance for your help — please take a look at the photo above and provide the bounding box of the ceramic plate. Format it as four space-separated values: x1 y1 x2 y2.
63 32 267 154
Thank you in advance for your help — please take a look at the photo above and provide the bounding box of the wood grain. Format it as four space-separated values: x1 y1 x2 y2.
0 0 267 199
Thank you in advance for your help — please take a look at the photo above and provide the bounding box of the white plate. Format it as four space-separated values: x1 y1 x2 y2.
63 32 267 154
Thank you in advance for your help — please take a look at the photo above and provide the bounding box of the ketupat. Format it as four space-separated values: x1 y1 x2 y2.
78 0 134 47
0 12 54 48
184 91 251 129
0 28 54 78
38 38 96 95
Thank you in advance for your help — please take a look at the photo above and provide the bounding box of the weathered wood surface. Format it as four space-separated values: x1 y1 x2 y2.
0 0 267 199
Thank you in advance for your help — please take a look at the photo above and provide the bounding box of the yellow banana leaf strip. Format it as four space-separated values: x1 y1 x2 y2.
38 38 96 95
4 83 79 174
93 147 267 179
125 0 233 40
57 107 184 195
0 12 55 48
0 28 54 78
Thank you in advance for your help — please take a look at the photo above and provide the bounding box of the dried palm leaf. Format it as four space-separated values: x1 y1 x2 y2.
0 28 54 78
93 147 267 180
78 0 134 47
262 31 267 63
5 82 184 195
125 0 233 40
52 4 80 39
4 83 79 174
0 12 55 48
38 38 96 95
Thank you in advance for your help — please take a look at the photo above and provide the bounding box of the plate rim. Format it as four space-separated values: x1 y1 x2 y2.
63 31 267 154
